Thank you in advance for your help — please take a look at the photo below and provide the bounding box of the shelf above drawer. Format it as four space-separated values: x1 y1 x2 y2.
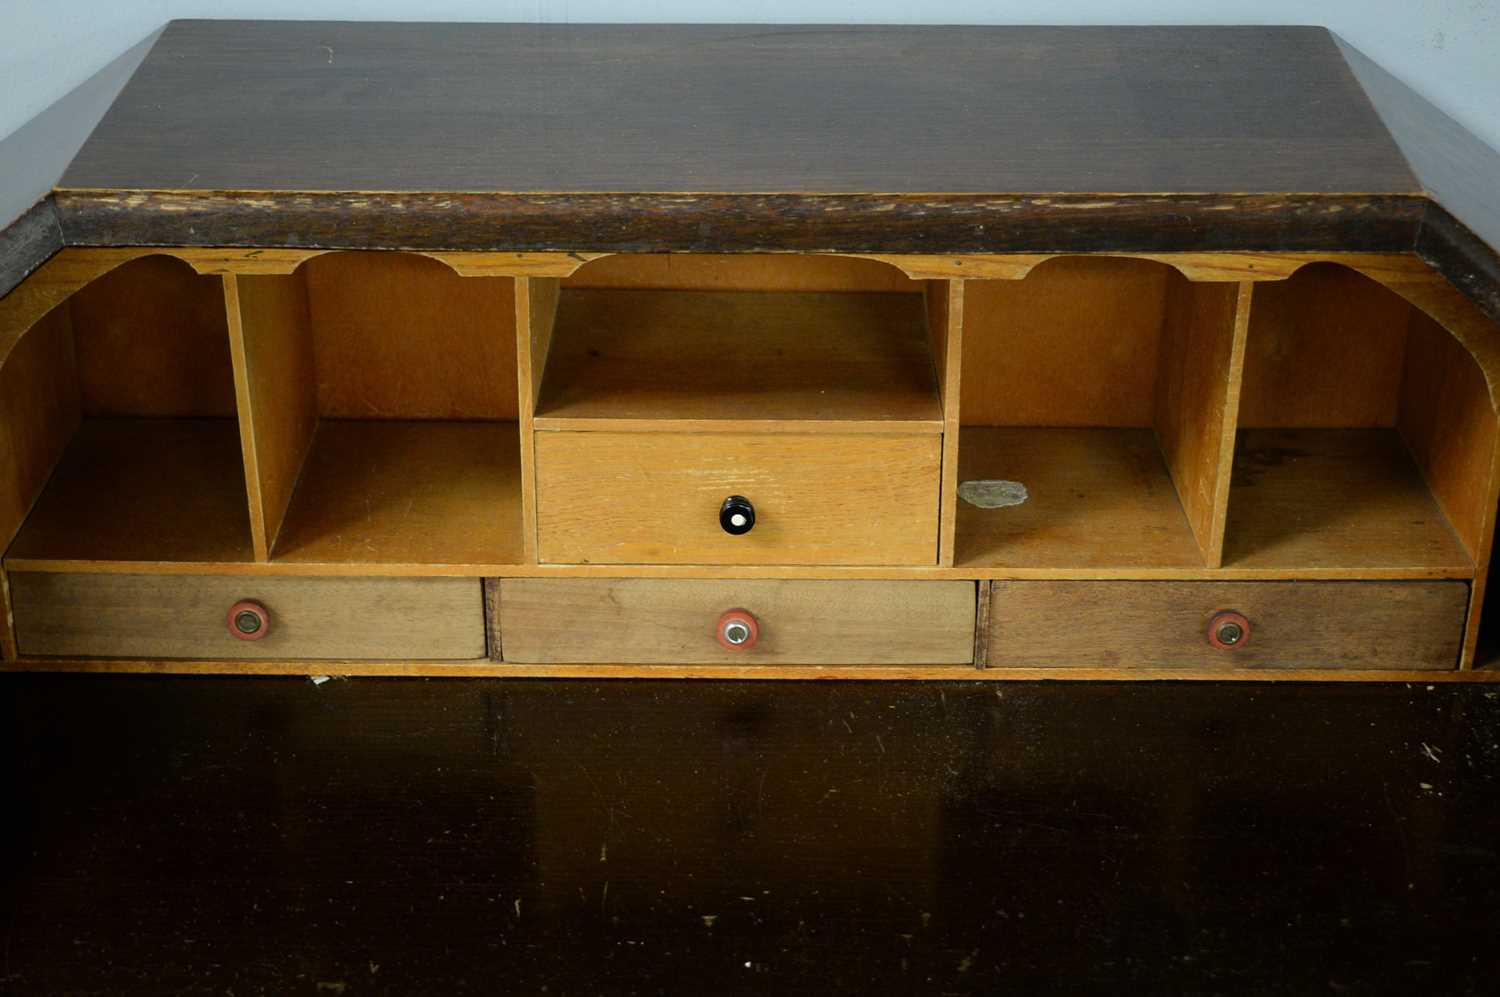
533 289 943 434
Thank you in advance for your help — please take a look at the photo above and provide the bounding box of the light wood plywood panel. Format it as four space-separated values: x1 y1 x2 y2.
272 420 524 566
1153 279 1248 563
0 307 81 556
68 255 237 418
534 289 941 433
1238 263 1412 428
961 257 1170 427
226 273 318 560
563 253 916 292
955 427 1203 570
1398 310 1498 561
301 252 517 420
1223 428 1472 574
6 419 253 565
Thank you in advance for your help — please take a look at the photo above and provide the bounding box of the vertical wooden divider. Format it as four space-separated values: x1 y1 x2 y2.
516 277 561 563
1153 278 1252 567
1457 441 1500 669
928 280 964 567
1395 304 1500 670
0 273 87 659
973 579 991 668
224 272 319 562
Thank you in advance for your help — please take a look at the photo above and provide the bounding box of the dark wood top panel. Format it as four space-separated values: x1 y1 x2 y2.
60 21 1419 196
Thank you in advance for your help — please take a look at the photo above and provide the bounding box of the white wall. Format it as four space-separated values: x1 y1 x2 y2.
3 0 1498 151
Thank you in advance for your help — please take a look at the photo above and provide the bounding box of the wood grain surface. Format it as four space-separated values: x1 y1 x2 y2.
226 272 317 560
535 289 941 433
496 577 976 665
535 431 940 566
955 428 1204 570
1238 263 1414 428
60 22 1415 196
986 579 1468 670
9 572 485 660
1223 428 1473 574
270 420 525 566
68 255 236 418
6 419 254 565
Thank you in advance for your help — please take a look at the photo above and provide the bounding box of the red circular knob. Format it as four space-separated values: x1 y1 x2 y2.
716 609 759 650
1208 611 1250 650
227 600 270 641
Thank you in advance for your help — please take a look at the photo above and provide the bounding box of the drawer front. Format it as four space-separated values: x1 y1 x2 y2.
986 580 1468 670
497 578 976 664
534 431 940 565
10 573 486 660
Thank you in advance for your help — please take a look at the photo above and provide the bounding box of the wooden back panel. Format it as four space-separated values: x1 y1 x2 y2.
564 253 915 292
68 255 237 417
1399 310 1497 560
1238 263 1412 428
301 252 517 420
960 256 1171 427
0 307 82 560
1154 279 1249 563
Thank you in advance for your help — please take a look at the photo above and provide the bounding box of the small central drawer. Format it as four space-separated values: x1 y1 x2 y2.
497 578 976 664
9 573 486 660
985 580 1468 670
534 431 941 565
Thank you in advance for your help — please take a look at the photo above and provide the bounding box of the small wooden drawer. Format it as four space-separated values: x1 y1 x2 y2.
985 580 1468 670
496 578 976 664
534 431 941 565
9 573 486 660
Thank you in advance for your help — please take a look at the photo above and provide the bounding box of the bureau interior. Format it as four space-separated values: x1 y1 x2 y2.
956 257 1240 569
231 252 523 565
534 254 944 430
1224 263 1492 575
2 255 253 565
527 254 948 567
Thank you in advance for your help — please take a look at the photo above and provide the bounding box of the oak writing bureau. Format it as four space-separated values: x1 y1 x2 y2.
2 20 1500 679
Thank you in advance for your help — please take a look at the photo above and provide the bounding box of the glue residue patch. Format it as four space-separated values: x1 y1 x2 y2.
958 479 1029 509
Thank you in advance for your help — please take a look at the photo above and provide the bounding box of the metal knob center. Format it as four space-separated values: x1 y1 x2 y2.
722 621 752 645
234 610 264 635
1215 621 1244 646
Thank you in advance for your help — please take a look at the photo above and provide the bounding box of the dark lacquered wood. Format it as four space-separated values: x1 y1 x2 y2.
1337 35 1500 264
54 188 1428 255
0 198 60 300
63 22 1415 196
0 30 159 298
3 675 1499 994
1419 202 1500 324
1336 34 1500 325
3 22 1499 357
46 21 1431 257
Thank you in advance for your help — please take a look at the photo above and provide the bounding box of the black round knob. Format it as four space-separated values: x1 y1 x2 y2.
719 495 755 535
